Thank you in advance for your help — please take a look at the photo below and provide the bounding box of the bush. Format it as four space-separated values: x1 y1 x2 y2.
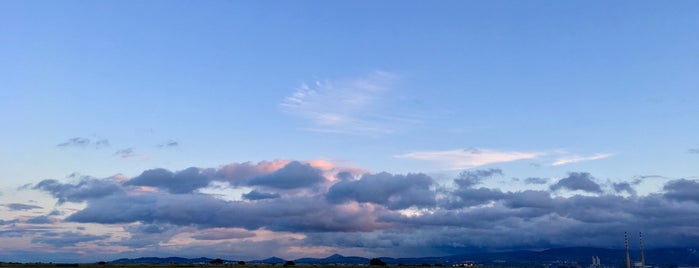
370 258 387 266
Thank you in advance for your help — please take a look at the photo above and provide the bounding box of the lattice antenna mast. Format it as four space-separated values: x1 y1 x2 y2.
625 232 631 268
639 232 646 268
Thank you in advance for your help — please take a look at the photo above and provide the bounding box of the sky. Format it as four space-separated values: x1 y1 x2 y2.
1 0 699 263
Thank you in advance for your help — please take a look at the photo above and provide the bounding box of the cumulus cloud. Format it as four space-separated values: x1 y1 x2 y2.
395 148 540 169
550 172 602 193
248 161 326 189
664 179 699 202
3 203 43 211
125 167 212 194
33 177 124 204
327 172 435 210
14 159 699 261
551 153 612 166
613 182 637 196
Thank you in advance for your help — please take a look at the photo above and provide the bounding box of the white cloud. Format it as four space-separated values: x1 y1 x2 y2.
281 71 417 136
395 148 541 169
551 153 612 166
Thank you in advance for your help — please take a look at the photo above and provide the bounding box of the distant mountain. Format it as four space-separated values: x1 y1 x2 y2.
295 254 370 264
109 247 699 266
249 256 286 264
109 257 232 264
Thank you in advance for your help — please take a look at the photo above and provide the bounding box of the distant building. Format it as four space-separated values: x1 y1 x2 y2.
589 256 601 268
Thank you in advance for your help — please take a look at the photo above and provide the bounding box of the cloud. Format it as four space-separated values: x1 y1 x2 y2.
395 148 540 169
31 232 110 247
191 228 256 240
281 71 414 136
26 216 53 224
125 167 212 194
327 172 436 210
248 161 326 189
3 203 43 211
613 182 637 196
33 177 124 204
113 148 133 156
453 168 503 188
57 137 109 148
57 137 90 147
524 177 549 184
664 179 699 202
551 153 612 166
242 190 281 200
15 159 699 261
550 172 603 193
689 148 699 154
158 140 179 148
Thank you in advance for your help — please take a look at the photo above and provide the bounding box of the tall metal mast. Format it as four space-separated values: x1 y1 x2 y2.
625 232 631 268
639 232 646 268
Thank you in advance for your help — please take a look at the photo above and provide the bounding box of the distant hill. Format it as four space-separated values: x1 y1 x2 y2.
109 247 699 266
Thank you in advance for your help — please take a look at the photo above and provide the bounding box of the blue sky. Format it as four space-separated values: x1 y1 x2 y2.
1 0 699 263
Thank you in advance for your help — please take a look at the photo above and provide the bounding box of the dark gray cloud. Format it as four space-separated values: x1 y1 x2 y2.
31 231 110 247
454 168 503 188
664 179 699 202
550 172 602 193
242 190 281 200
33 177 124 204
524 177 549 184
248 161 325 189
327 172 435 210
3 203 43 211
125 167 212 194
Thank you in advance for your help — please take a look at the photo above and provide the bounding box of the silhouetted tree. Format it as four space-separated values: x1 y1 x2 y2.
370 258 387 266
283 261 295 266
211 258 224 265
238 261 246 265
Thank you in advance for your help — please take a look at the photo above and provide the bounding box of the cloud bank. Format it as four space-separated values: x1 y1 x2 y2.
3 160 699 262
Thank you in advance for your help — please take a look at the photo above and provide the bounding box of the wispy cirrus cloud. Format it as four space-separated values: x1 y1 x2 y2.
395 148 541 169
281 71 418 136
551 153 612 166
